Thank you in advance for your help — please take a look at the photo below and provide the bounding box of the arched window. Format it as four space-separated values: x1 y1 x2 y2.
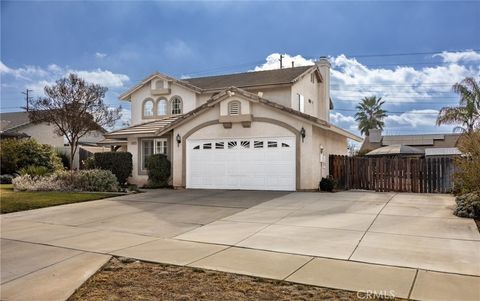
143 99 154 117
228 101 241 116
170 96 182 115
157 98 167 116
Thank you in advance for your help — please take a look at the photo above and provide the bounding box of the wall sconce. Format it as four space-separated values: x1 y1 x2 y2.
176 133 181 146
300 127 306 142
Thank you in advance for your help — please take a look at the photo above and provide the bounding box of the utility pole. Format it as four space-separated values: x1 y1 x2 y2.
279 54 283 69
21 89 32 111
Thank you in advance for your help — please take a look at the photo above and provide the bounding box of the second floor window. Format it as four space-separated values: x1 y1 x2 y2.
171 97 182 114
143 99 154 117
298 94 305 113
158 99 167 116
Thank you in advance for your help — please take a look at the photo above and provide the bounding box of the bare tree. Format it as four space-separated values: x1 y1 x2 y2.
29 73 121 169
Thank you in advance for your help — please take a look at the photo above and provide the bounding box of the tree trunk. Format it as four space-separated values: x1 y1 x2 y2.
69 143 75 170
69 142 79 171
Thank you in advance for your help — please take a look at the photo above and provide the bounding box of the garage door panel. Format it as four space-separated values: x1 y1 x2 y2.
187 137 295 191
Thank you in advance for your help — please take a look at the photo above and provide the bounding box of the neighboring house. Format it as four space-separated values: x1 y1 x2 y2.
361 129 462 157
0 111 64 147
103 58 361 191
0 111 107 169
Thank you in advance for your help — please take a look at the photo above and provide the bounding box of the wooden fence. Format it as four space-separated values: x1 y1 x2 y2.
329 155 456 193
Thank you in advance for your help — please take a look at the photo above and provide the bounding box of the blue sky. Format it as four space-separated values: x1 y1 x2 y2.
1 1 479 135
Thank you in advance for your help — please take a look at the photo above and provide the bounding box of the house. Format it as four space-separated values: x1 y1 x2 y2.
1 111 65 147
0 111 107 169
361 129 462 157
103 58 361 191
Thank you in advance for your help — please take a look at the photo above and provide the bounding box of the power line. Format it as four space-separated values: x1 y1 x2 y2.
331 48 480 58
333 108 438 114
333 95 457 99
333 100 457 105
331 89 454 94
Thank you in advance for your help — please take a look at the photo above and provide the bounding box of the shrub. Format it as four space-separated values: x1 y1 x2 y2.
145 154 171 188
319 176 337 192
91 152 133 186
13 169 119 192
454 192 480 219
13 174 67 191
56 150 70 170
0 174 15 184
454 132 480 195
83 156 96 170
19 165 51 177
70 169 119 192
0 138 63 174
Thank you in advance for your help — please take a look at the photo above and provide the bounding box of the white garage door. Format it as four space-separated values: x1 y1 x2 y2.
187 137 296 191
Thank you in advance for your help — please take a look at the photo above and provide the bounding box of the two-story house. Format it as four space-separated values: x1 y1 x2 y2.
104 58 361 190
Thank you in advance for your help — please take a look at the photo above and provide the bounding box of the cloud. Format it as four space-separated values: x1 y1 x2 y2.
1 61 130 94
330 112 357 131
329 54 479 104
253 53 314 71
434 50 480 63
164 39 194 59
68 69 129 88
253 51 480 107
253 52 479 135
385 109 439 128
0 62 49 80
95 52 107 59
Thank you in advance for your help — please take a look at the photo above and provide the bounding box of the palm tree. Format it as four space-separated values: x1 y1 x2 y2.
355 96 388 136
436 77 480 133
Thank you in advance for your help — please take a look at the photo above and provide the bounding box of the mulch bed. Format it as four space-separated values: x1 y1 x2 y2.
69 257 396 301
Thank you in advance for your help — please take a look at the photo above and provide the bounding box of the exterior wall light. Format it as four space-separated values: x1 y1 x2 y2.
300 127 306 142
176 133 181 146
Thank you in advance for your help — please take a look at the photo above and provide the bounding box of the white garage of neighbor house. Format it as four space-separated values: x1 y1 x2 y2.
102 58 361 191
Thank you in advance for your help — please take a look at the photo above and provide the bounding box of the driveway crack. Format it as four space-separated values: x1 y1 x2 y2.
347 193 397 260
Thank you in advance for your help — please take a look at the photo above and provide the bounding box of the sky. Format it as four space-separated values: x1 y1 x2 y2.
1 1 480 136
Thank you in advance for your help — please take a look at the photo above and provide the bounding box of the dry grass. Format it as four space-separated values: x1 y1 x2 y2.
69 257 398 301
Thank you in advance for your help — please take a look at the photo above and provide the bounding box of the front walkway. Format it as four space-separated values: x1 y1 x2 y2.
1 190 479 301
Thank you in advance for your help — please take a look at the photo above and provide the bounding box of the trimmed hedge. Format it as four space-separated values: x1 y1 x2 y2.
145 154 171 188
92 152 132 186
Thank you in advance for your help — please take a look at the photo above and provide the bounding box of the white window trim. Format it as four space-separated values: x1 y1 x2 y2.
298 94 305 113
141 138 168 171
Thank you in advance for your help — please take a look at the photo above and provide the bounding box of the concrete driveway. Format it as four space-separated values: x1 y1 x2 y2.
1 190 479 301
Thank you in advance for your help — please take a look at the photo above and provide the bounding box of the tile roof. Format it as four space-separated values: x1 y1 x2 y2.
105 115 183 137
183 66 314 90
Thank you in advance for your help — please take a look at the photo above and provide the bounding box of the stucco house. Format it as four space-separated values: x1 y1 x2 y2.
0 111 107 169
103 58 361 191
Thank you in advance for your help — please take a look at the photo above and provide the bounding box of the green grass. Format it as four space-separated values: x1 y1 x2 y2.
0 184 121 214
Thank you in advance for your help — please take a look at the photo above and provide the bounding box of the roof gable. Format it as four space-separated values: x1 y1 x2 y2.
119 72 202 101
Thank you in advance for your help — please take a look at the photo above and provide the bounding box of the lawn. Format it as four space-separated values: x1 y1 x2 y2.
0 184 121 214
69 257 396 301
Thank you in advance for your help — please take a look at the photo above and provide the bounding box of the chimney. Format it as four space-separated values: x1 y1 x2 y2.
315 56 331 122
292 61 295 68
369 128 382 143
